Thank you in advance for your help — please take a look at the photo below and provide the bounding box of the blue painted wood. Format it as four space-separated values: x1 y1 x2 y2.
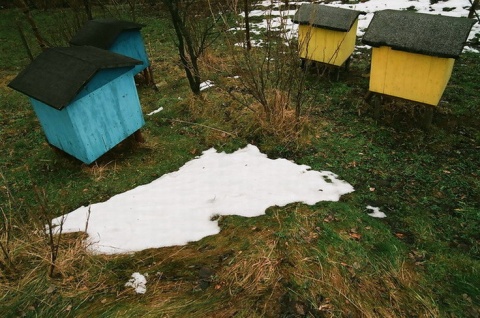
31 98 87 158
109 31 149 75
31 69 144 164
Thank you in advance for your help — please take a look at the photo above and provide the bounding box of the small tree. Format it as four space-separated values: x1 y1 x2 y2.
162 0 221 95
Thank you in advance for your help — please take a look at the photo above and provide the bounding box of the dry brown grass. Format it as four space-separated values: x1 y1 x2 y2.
221 239 281 296
81 161 118 182
0 217 110 299
0 203 441 317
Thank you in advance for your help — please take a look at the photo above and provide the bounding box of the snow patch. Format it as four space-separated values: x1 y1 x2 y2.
125 272 147 294
52 145 354 254
147 107 164 116
200 80 215 91
366 205 387 218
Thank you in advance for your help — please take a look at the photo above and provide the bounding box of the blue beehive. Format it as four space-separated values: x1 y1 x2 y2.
8 46 145 164
70 19 149 76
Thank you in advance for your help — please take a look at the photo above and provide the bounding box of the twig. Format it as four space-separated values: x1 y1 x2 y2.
168 118 238 137
84 205 92 233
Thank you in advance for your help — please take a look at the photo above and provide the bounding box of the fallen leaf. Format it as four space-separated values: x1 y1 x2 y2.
318 303 333 311
349 233 361 240
323 215 335 223
46 285 56 294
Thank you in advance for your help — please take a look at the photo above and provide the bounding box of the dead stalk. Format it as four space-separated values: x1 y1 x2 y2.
169 118 238 137
34 186 65 277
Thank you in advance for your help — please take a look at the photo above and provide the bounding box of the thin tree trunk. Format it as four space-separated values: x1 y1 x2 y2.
16 0 49 51
163 0 201 94
83 0 93 20
468 0 479 19
244 0 251 50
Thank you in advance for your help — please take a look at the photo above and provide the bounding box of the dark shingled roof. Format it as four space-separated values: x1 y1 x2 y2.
292 4 364 32
70 19 145 49
8 46 141 110
362 10 475 58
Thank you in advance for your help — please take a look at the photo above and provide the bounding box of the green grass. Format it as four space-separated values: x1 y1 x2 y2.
1 3 480 317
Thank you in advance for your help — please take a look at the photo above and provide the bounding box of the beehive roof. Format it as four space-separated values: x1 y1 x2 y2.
70 19 145 49
292 4 364 32
362 10 475 58
8 46 141 110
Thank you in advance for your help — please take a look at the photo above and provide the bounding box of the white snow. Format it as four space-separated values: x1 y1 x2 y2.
52 145 354 254
236 0 479 53
147 107 163 116
366 205 387 218
200 80 215 91
125 272 147 294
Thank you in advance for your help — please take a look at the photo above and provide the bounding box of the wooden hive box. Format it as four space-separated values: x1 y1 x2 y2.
363 10 475 106
292 4 364 66
8 46 145 164
70 19 149 76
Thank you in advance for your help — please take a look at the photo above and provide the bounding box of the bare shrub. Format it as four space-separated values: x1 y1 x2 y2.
214 3 314 149
161 0 224 95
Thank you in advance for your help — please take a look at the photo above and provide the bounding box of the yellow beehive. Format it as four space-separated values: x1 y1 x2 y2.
293 4 364 66
363 10 475 106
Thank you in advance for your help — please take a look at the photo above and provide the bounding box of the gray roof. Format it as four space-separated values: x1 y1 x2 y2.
362 10 475 58
292 4 364 32
70 19 145 49
8 46 141 110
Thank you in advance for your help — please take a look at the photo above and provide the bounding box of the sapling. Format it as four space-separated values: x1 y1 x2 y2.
34 186 65 278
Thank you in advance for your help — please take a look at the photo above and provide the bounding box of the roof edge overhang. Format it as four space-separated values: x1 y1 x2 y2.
362 42 464 59
8 46 142 110
293 16 364 32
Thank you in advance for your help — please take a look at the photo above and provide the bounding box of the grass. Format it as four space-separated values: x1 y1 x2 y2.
1 2 479 317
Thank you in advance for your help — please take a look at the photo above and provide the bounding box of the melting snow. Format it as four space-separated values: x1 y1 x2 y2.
366 205 387 218
125 272 147 294
52 145 354 254
147 106 163 116
200 80 215 91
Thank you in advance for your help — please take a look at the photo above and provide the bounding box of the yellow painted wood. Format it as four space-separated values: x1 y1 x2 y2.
298 20 358 66
369 46 455 106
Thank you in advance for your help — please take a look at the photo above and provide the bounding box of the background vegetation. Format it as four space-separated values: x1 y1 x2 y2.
0 1 479 317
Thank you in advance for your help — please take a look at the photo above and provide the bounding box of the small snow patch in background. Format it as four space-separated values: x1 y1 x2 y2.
200 80 215 91
366 205 387 218
125 272 147 294
147 107 163 116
